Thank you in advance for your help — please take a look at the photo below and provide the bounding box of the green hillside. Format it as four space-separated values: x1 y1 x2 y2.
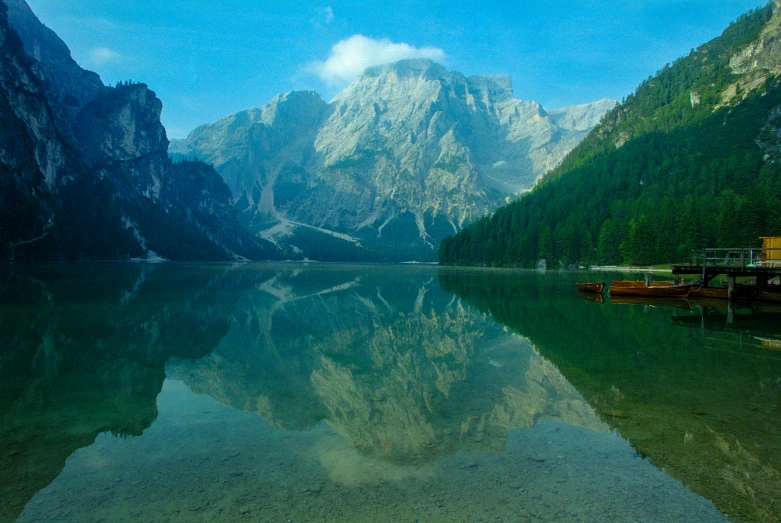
440 3 781 267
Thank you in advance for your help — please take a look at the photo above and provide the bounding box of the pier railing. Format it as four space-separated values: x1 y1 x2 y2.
688 248 781 268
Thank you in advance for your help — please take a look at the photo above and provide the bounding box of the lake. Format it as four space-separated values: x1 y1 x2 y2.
1 264 780 522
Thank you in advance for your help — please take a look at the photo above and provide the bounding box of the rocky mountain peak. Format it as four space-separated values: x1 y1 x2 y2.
74 83 168 167
260 90 329 128
362 58 447 81
467 74 514 104
3 0 104 137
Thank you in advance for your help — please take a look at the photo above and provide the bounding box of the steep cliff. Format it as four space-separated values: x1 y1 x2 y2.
171 60 614 261
1 0 275 261
0 2 141 260
3 0 104 139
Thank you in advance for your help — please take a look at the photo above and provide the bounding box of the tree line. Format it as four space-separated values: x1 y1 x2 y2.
440 3 781 267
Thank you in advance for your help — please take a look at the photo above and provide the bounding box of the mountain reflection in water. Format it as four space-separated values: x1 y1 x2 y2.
167 267 606 465
0 264 237 522
440 268 781 523
2 264 773 521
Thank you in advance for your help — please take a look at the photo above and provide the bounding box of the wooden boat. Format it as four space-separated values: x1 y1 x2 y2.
576 282 604 293
616 280 680 287
610 280 678 288
689 286 727 299
689 285 753 300
610 280 645 287
609 282 692 297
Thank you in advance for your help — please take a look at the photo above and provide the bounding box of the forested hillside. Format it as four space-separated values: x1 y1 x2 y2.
440 3 781 267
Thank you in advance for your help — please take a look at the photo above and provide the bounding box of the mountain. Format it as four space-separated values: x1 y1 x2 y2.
440 2 781 267
2 0 103 140
0 0 275 261
170 60 614 261
0 0 140 260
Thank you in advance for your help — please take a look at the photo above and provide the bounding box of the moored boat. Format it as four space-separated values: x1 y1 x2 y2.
609 282 692 298
689 286 728 299
610 280 645 287
576 282 604 293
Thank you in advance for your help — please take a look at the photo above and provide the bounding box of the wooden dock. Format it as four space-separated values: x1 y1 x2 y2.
673 245 781 300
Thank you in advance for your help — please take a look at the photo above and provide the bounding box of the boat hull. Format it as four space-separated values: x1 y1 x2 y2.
609 283 691 298
576 282 604 293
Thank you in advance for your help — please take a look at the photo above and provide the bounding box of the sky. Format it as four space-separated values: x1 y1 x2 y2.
24 0 769 139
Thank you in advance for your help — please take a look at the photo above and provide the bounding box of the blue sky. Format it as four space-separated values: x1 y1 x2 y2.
25 0 768 139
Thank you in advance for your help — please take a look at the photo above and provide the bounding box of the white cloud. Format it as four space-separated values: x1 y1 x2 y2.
323 6 334 25
306 35 446 85
87 47 122 66
311 6 334 28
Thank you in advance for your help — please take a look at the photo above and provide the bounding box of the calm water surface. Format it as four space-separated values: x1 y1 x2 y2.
1 264 780 522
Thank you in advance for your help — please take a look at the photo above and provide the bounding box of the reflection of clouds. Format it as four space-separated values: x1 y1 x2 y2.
313 433 436 486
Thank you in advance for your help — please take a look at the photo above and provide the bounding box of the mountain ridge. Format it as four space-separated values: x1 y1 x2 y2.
171 59 614 261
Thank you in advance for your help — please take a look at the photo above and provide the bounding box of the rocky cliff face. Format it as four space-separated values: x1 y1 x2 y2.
3 0 104 140
0 2 143 260
0 0 274 261
171 60 615 260
0 3 61 246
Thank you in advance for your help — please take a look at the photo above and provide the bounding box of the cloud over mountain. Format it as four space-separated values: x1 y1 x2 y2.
87 47 121 66
307 35 446 85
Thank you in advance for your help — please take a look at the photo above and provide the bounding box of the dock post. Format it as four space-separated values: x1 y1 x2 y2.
727 300 735 325
727 276 736 301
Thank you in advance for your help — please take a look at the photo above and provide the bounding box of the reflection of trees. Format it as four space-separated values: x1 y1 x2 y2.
173 267 605 465
0 264 238 523
438 267 781 523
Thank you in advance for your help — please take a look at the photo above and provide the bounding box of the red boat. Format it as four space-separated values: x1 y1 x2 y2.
576 282 604 293
609 281 691 298
610 280 646 287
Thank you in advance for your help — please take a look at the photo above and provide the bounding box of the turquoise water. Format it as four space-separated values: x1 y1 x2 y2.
2 264 779 522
